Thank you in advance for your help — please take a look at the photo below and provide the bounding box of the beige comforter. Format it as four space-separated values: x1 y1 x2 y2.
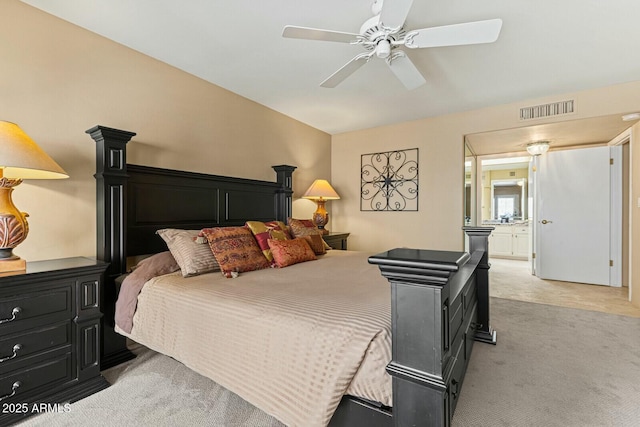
116 251 392 426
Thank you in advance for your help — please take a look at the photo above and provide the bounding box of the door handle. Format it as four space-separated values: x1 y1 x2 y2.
541 219 553 224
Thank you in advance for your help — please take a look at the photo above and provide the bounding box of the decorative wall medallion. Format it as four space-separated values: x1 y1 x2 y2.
361 148 418 211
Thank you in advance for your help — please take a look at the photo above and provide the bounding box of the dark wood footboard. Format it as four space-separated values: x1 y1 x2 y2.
335 227 494 427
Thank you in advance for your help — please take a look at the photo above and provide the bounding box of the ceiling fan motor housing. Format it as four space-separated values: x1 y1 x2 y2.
360 14 406 59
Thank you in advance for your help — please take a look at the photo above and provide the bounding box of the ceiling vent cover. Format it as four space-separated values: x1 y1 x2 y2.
519 100 575 120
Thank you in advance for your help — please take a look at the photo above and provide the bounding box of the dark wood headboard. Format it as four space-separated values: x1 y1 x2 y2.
125 164 295 256
86 125 296 368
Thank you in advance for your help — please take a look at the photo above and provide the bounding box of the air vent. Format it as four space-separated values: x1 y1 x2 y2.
509 171 516 177
519 100 575 120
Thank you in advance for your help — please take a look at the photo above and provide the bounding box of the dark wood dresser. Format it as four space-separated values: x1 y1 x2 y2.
0 257 109 425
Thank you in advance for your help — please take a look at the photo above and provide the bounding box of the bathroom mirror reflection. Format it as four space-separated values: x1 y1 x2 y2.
491 178 526 221
481 157 530 223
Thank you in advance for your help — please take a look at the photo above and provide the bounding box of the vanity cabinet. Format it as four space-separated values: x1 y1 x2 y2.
489 226 529 259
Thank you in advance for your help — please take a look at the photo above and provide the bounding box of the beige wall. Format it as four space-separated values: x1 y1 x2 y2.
2 1 330 261
331 81 640 307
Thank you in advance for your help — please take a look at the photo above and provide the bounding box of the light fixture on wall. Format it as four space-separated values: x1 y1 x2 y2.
302 179 340 234
622 112 640 122
0 121 68 272
526 141 550 156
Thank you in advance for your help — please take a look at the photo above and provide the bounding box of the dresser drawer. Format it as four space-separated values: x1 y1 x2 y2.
0 322 70 373
0 287 72 332
0 353 72 403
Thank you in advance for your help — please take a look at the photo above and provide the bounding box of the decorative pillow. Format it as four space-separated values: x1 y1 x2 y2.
267 238 317 268
287 218 331 250
245 221 290 263
201 227 270 274
267 220 293 239
302 234 327 255
157 229 220 277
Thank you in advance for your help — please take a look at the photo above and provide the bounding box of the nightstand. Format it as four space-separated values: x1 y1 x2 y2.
0 257 109 425
322 232 350 250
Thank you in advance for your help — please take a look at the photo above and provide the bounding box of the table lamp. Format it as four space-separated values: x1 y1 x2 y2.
0 121 68 272
302 179 340 234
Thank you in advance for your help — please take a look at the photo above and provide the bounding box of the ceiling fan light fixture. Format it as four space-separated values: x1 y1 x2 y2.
526 141 550 156
375 39 391 58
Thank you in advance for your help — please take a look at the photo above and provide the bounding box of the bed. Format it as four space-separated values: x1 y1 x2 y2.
87 125 496 427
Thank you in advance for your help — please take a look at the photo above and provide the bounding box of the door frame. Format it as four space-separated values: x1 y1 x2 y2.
609 129 632 298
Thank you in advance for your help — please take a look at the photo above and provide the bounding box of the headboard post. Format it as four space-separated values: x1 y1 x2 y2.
272 165 296 222
463 226 496 345
87 125 137 370
86 125 136 277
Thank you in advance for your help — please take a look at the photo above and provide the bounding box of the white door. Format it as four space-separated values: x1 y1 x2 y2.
535 146 610 285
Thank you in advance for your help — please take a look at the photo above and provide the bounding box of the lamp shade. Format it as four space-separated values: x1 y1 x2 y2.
0 121 69 268
526 141 550 156
0 121 68 179
302 179 340 200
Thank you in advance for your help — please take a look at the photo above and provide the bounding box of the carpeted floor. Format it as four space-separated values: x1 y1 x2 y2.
18 298 640 427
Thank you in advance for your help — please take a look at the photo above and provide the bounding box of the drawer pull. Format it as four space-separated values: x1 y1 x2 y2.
0 344 22 363
0 381 21 402
0 307 22 324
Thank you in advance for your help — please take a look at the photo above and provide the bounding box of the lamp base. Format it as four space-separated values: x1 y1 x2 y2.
0 257 26 274
316 226 330 235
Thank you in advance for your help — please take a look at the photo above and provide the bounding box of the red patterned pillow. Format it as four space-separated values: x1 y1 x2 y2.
267 238 317 268
201 227 270 274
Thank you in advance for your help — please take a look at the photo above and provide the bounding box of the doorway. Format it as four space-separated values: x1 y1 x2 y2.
609 130 632 296
464 114 637 307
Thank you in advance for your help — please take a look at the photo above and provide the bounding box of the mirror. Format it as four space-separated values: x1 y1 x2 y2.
480 157 530 224
464 142 475 225
491 178 526 221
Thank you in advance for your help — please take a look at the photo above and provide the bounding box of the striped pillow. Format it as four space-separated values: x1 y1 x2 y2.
156 229 220 277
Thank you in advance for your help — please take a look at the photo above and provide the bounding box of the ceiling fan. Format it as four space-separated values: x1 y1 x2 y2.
282 0 502 90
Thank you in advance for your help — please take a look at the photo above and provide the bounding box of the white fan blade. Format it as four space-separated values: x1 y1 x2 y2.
380 0 414 30
320 53 371 88
282 25 360 43
386 51 425 90
404 19 503 49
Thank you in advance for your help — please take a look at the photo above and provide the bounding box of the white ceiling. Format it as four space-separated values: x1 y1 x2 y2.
20 0 640 137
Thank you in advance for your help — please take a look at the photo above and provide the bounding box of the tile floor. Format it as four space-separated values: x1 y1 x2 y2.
489 257 640 318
